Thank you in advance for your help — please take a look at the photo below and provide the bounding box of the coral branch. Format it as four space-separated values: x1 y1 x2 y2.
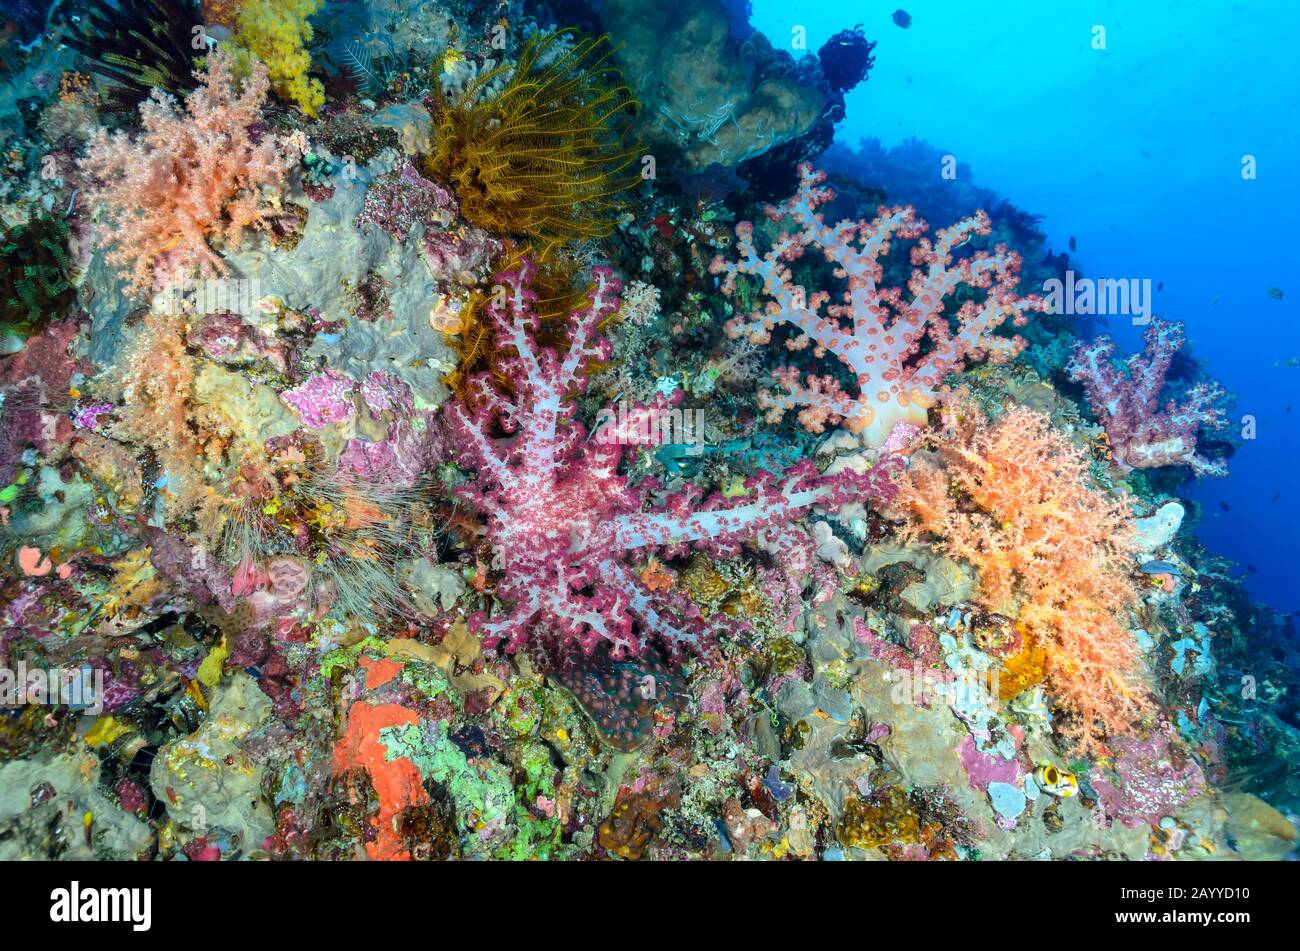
79 49 302 297
1068 318 1229 477
711 163 1042 445
894 400 1150 755
449 259 896 659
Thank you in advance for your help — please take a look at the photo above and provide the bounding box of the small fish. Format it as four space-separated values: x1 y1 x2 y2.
1268 287 1284 300
1247 564 1258 574
1211 295 1220 305
1220 501 1231 512
1068 236 1077 251
1034 763 1079 798
1157 281 1164 292
1272 493 1282 503
892 9 912 28
1287 404 1293 413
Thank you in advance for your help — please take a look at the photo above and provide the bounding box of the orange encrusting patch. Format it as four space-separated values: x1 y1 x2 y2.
360 655 404 691
333 700 427 861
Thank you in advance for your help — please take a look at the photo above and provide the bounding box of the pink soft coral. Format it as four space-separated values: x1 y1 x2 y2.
710 163 1042 446
1068 318 1229 477
894 399 1151 755
448 259 897 659
79 48 302 297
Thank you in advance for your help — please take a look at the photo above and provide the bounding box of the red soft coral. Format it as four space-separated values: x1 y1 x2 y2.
895 399 1151 754
448 259 897 660
1068 318 1229 477
79 48 302 297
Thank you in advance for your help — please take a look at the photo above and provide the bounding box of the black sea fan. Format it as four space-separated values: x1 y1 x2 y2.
62 0 205 115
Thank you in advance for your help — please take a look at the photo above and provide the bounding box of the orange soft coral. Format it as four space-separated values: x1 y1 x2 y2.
100 310 237 535
895 400 1150 754
79 48 301 297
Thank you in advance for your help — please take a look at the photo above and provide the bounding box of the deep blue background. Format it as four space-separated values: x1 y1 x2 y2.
751 0 1300 612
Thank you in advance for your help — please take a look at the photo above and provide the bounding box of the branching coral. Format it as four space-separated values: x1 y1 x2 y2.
79 48 302 297
448 259 897 659
423 31 641 259
446 250 602 407
97 310 240 534
894 400 1150 754
711 164 1043 446
1068 318 1229 477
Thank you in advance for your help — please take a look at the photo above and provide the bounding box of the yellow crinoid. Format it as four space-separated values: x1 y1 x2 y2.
424 31 642 260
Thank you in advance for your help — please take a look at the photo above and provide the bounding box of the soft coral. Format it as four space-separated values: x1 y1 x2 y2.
711 164 1042 446
79 48 302 297
895 400 1150 754
447 259 897 659
1068 318 1229 477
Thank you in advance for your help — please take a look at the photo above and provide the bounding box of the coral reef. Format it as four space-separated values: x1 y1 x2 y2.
95 308 242 532
0 0 1288 873
448 258 897 657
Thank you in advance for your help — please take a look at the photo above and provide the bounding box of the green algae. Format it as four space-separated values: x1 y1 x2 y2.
380 721 568 860
319 637 388 680
380 720 513 855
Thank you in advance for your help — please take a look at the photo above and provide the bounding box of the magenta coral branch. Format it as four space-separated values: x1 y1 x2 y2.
611 461 893 553
1068 318 1229 477
448 259 897 660
711 163 1042 445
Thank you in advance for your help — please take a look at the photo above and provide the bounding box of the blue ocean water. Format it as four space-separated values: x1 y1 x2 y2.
751 0 1300 611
